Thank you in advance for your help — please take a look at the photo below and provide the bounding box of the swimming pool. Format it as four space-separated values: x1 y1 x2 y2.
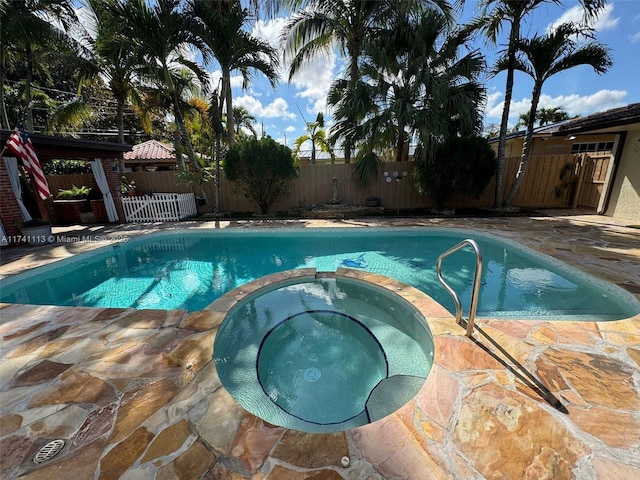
1 228 638 320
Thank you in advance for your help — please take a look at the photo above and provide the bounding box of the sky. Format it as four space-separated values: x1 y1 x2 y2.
207 0 640 148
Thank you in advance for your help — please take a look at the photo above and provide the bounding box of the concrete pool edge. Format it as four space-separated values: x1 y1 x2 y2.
1 280 640 478
2 214 640 478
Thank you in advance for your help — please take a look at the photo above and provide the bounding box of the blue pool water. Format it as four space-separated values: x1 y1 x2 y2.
215 274 434 433
1 228 638 320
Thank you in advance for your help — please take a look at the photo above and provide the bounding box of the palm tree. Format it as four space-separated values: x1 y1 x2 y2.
111 0 208 169
85 0 144 170
281 0 453 163
537 106 573 125
476 0 607 208
292 112 332 164
137 68 204 168
189 0 279 146
1 0 92 131
358 11 485 165
232 106 257 137
494 22 611 207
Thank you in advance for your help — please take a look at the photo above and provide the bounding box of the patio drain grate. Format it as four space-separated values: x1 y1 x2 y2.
33 439 65 464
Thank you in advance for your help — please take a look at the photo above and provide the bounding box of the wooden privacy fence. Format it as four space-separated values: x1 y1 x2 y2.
46 153 599 216
121 193 197 222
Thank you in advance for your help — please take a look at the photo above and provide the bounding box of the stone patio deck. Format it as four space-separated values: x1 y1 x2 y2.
1 212 639 479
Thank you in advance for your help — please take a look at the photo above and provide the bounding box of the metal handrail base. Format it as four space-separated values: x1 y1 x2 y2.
436 239 483 337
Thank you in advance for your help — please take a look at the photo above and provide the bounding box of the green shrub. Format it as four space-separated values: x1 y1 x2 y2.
414 136 496 208
224 136 297 214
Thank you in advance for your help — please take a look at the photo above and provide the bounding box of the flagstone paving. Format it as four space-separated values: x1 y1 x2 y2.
1 212 639 479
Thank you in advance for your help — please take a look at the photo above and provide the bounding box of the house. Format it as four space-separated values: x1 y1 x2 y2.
491 103 639 222
556 103 640 222
123 139 177 171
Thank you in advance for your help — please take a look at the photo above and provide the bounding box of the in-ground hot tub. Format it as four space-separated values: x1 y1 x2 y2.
213 271 435 433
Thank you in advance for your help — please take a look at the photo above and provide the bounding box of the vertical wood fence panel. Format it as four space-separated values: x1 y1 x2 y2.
47 153 591 219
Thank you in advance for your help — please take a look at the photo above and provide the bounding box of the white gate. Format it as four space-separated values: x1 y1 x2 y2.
121 193 197 222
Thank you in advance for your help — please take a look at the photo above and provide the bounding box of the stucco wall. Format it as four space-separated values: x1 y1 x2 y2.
605 126 640 222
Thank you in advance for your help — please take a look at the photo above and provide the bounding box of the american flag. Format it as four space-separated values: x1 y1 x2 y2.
5 124 51 200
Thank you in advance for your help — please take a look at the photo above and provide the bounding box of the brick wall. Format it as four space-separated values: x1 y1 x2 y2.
0 159 26 244
98 158 125 223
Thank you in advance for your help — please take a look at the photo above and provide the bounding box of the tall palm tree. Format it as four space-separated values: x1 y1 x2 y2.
352 10 485 165
189 0 279 146
111 0 208 169
477 0 606 207
137 68 204 168
85 0 144 170
281 0 453 163
494 22 611 206
1 0 91 131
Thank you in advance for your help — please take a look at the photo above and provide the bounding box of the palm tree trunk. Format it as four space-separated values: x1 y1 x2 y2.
395 129 406 163
116 96 125 172
25 42 33 131
223 69 235 146
494 26 520 208
0 46 9 129
504 82 542 207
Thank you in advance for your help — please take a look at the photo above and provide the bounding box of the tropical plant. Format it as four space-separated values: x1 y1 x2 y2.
536 106 575 125
189 0 279 146
349 9 485 165
281 0 454 163
414 136 496 208
57 185 92 199
476 0 607 208
292 112 332 164
493 22 611 206
516 107 576 129
1 0 96 131
109 0 208 170
83 0 145 169
232 106 257 138
224 136 297 214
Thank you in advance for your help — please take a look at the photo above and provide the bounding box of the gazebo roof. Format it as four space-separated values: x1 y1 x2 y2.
123 140 175 164
0 130 132 160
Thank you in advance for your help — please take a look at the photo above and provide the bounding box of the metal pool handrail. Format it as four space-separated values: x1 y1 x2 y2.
436 239 483 337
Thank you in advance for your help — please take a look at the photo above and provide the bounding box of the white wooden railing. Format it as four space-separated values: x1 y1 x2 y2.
121 193 197 222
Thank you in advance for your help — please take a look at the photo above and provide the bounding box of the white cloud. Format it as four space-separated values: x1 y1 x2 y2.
289 53 336 116
252 16 336 117
235 95 296 119
285 125 296 132
548 4 619 33
252 17 288 51
631 31 640 44
485 89 628 126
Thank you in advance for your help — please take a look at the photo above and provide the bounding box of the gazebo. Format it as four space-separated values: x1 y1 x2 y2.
1 130 131 246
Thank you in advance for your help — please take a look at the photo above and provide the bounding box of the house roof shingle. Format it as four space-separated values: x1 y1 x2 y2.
123 140 175 162
557 103 640 134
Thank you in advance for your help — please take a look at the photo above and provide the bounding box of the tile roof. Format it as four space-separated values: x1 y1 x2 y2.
558 103 640 133
123 140 175 162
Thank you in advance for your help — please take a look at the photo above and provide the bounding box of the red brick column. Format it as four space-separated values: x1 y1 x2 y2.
0 158 27 245
98 158 125 223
